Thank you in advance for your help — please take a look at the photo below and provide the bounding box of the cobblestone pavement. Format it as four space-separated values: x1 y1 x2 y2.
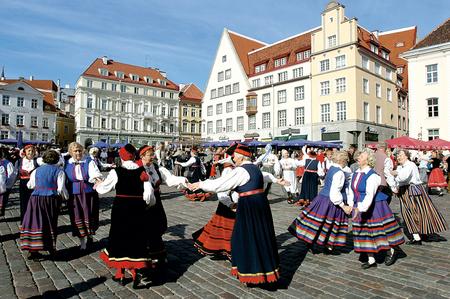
1 183 450 299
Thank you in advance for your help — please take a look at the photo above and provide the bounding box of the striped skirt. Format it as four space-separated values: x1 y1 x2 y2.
20 195 60 252
397 184 448 235
353 200 404 253
68 192 99 237
288 194 348 247
192 202 235 259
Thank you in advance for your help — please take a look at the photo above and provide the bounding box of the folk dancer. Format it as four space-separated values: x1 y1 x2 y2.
279 149 302 204
0 147 16 216
255 144 281 196
296 145 324 207
428 150 447 196
373 142 397 205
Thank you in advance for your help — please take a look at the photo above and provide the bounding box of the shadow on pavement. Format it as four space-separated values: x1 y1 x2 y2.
276 231 308 289
29 276 106 299
166 224 188 239
52 237 108 262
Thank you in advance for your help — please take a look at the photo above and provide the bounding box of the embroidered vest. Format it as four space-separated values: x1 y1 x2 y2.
234 164 264 194
31 164 60 196
64 161 94 195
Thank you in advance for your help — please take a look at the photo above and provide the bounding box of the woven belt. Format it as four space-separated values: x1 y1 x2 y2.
116 194 143 199
238 188 264 197
304 169 318 173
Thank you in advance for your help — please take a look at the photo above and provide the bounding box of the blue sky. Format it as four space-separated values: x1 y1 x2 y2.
1 0 448 91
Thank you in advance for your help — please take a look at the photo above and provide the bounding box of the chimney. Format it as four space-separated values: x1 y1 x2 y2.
102 56 108 65
29 75 34 81
179 83 186 90
372 30 379 38
1 66 5 80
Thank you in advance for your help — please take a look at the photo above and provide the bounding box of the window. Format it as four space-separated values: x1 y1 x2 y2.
189 108 195 117
304 50 311 59
86 116 92 128
216 103 222 114
226 101 233 113
17 97 24 107
277 90 287 103
237 116 244 131
112 83 117 92
31 116 38 127
30 132 37 141
87 80 93 88
64 125 69 134
216 120 223 133
226 118 233 132
134 103 140 113
120 85 126 93
131 74 139 81
386 69 392 81
296 52 303 61
169 92 174 99
152 89 157 97
320 59 330 72
111 119 116 130
222 55 227 62
134 120 139 131
363 102 369 121
262 112 271 129
225 85 231 95
191 123 196 133
101 82 107 90
2 95 10 105
328 35 337 48
255 63 266 73
278 71 288 82
381 50 389 60
376 106 382 123
362 56 369 69
116 71 124 79
295 86 305 100
370 44 379 54
336 101 346 121
232 83 239 93
387 88 392 102
134 87 139 94
207 121 213 134
278 110 287 127
183 107 188 116
320 81 330 96
101 118 107 129
264 75 273 85
31 98 38 108
363 79 369 94
237 99 244 111
336 78 346 93
169 123 174 133
262 93 271 106
428 129 439 140
274 57 287 68
153 105 159 115
218 71 224 82
207 105 213 116
0 131 8 139
218 87 224 97
293 67 303 78
403 117 406 130
376 83 381 98
375 63 381 75
426 64 438 83
102 99 108 110
87 97 93 109
169 107 176 117
1 114 9 125
211 89 217 99
161 91 166 98
248 115 256 130
121 120 126 130
397 67 404 74
320 104 330 122
427 98 439 117
121 102 127 113
295 107 305 125
335 55 346 69
43 118 48 128
225 69 231 80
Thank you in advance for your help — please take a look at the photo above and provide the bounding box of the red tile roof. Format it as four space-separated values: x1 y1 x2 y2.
228 31 266 75
0 79 57 111
412 18 450 50
82 58 179 91
247 31 312 77
180 83 203 103
357 26 396 68
379 27 417 89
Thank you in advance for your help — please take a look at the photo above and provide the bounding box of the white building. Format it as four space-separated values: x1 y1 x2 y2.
0 78 57 143
402 19 450 141
75 57 180 147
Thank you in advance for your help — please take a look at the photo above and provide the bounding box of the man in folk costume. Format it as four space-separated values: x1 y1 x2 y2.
64 142 103 251
296 145 325 207
14 144 41 222
255 144 281 196
175 147 210 201
95 144 155 289
0 147 16 216
373 142 397 205
188 144 280 286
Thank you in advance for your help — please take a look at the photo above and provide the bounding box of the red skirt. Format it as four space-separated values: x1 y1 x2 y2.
428 168 448 188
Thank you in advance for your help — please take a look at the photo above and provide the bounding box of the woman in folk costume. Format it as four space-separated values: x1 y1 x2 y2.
87 147 114 171
427 150 447 196
95 144 155 289
348 149 405 269
288 151 353 253
0 147 16 216
189 144 280 286
176 147 211 201
64 142 103 251
20 150 69 260
391 149 447 245
136 146 187 265
15 144 41 222
279 149 302 204
296 145 324 207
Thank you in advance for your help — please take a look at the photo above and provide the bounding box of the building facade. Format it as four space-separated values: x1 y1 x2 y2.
75 57 180 147
179 84 203 144
202 0 412 148
402 19 450 141
0 78 57 143
56 112 75 147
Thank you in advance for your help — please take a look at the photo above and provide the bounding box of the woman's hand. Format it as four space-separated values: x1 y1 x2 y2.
352 207 360 220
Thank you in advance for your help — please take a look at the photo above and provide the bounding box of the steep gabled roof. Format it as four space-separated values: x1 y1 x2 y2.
227 30 267 75
0 79 57 111
412 18 450 50
357 26 396 68
180 83 203 103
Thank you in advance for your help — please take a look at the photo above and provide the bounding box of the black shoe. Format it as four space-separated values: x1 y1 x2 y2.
361 262 377 269
438 192 444 197
406 240 422 245
132 273 150 289
385 252 398 266
112 277 127 286
27 251 42 261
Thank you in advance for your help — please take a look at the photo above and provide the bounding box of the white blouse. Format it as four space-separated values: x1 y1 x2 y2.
0 167 6 194
395 160 422 186
67 157 103 183
346 166 381 213
1 160 16 190
327 163 346 207
27 169 69 200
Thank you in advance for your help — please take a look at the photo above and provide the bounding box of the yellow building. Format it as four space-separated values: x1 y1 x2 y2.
310 1 409 147
56 111 75 147
179 84 203 145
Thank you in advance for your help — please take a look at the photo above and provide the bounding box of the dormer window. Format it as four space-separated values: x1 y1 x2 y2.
130 74 139 81
98 68 108 76
144 76 152 83
160 80 167 86
255 63 266 73
274 56 287 68
381 50 389 60
396 42 404 47
370 44 379 54
115 71 124 79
